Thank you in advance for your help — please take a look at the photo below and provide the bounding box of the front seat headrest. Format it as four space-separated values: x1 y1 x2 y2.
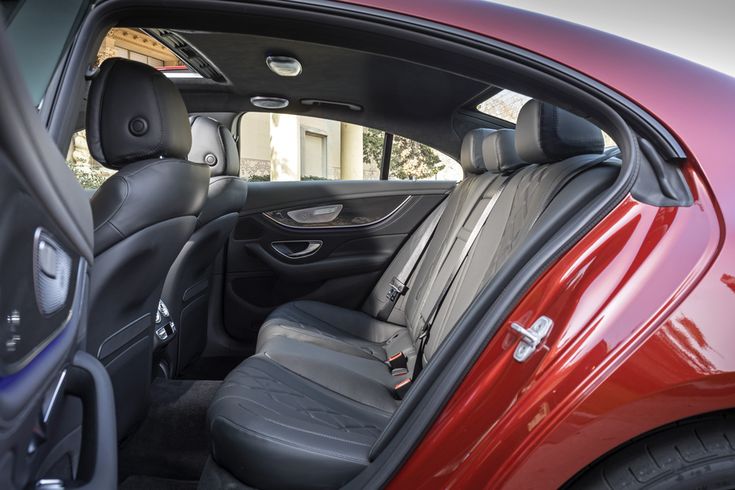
86 58 192 169
515 99 604 164
460 128 526 175
188 116 241 177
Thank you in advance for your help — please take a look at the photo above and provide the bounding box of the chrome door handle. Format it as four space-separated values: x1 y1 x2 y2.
271 240 323 259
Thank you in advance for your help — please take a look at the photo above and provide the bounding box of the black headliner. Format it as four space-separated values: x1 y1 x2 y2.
160 30 499 157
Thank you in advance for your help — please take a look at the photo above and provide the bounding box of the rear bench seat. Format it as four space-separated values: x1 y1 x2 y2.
207 100 620 489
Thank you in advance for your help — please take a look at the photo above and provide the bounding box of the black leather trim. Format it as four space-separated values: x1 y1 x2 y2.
86 58 192 168
90 157 210 255
515 99 604 164
482 128 526 174
189 115 241 177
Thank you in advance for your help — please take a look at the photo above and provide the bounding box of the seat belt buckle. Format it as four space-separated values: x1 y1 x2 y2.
386 277 407 303
394 378 412 399
386 351 408 370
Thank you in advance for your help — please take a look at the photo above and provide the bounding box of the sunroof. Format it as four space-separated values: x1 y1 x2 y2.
476 89 532 123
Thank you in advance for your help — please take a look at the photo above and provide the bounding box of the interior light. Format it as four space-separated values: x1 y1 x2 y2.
266 56 303 77
250 96 290 110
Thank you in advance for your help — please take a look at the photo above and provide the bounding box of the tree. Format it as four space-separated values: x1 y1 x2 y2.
362 128 444 180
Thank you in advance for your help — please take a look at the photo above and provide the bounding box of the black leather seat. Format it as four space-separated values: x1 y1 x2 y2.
162 116 247 375
85 58 210 439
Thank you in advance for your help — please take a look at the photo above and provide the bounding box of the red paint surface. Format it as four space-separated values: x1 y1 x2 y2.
327 1 735 486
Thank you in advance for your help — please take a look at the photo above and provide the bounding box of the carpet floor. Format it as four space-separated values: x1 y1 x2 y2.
118 378 221 486
178 355 247 381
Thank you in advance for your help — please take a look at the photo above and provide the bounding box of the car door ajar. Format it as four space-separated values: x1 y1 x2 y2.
0 12 117 490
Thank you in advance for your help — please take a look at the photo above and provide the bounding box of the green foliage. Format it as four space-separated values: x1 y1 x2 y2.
362 128 444 180
389 136 444 180
248 174 271 182
66 158 110 189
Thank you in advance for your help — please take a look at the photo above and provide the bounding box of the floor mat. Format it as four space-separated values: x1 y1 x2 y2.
118 378 221 483
119 475 199 490
178 355 247 380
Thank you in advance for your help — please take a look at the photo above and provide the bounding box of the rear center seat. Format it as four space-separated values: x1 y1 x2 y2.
207 100 621 489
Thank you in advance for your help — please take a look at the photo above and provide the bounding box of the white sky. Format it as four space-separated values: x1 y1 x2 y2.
491 0 735 77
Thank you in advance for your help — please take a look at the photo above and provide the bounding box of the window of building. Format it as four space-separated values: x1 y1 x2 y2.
238 112 462 182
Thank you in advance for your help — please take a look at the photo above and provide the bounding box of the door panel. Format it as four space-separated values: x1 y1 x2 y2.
224 180 453 342
0 19 116 490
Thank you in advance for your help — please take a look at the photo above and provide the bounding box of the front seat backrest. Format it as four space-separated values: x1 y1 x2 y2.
161 116 247 375
86 58 210 439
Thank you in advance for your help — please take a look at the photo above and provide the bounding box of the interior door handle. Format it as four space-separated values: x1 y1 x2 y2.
287 204 342 224
271 240 323 259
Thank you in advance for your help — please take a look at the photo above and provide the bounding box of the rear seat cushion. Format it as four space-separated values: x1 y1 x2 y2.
208 356 391 490
256 300 411 361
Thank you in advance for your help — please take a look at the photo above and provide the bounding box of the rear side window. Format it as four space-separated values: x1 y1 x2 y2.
238 112 462 182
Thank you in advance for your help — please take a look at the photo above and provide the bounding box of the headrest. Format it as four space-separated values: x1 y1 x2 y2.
460 128 526 175
86 58 192 169
482 129 526 174
515 100 604 164
188 116 241 177
460 128 491 174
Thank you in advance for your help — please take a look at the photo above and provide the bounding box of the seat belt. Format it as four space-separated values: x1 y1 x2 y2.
411 175 511 379
376 199 448 321
410 147 620 381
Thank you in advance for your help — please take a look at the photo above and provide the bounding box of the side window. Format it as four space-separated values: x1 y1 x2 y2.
238 112 461 182
66 28 184 189
65 130 115 189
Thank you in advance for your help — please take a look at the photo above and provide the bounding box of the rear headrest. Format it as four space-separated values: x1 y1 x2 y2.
483 129 526 174
86 58 192 169
460 128 491 174
188 116 241 177
515 100 604 164
460 128 526 175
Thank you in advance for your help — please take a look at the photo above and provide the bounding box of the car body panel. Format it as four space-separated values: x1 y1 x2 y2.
388 160 732 488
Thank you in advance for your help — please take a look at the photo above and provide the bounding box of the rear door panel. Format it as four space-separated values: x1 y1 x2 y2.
0 15 116 489
224 180 453 342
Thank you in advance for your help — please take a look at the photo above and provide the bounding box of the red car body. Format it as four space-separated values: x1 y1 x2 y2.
333 1 735 488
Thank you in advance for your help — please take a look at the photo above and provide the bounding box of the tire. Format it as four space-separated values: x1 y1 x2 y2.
567 412 735 489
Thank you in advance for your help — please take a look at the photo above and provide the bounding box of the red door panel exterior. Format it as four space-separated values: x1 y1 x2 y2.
388 161 731 488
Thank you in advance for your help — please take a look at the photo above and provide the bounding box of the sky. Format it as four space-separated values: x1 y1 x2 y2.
492 0 735 77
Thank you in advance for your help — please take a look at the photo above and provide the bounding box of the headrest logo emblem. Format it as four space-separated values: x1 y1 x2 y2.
129 117 149 136
204 153 218 165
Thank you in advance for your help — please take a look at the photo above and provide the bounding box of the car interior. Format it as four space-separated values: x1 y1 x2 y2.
1 1 693 489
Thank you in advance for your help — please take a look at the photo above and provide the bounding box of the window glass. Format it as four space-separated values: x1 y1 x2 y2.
477 89 532 123
238 113 459 182
389 135 462 181
3 0 88 105
66 130 116 189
